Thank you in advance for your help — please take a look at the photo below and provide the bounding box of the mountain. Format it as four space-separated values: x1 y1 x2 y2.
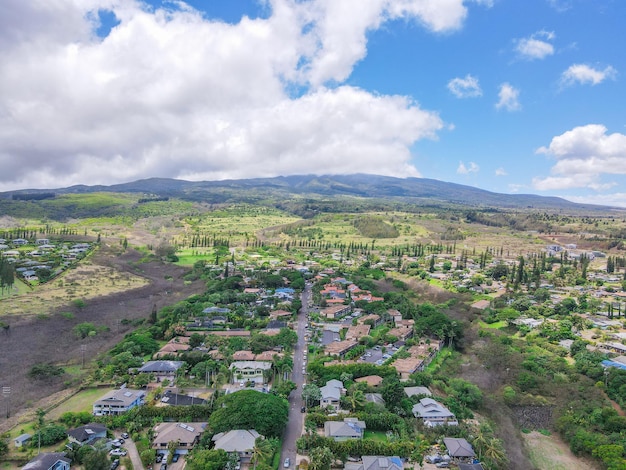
0 174 616 212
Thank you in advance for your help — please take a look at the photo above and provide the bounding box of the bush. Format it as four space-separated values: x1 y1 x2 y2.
29 363 64 380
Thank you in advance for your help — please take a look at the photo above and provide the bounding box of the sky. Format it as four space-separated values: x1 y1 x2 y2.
1 1 626 207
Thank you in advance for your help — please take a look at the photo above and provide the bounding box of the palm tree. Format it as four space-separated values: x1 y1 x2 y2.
252 437 273 470
347 389 366 411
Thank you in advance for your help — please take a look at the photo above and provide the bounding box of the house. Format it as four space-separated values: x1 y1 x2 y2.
324 339 358 357
14 433 31 448
365 393 385 406
269 310 293 321
160 390 207 406
345 456 403 470
154 342 190 358
324 418 366 441
21 452 70 470
443 437 475 460
233 350 256 361
67 423 107 446
229 361 272 384
212 429 261 461
320 379 344 408
393 357 426 380
137 360 184 376
404 386 432 397
152 422 207 456
93 387 146 416
202 307 231 315
412 398 458 427
321 305 351 319
345 324 371 341
358 314 382 327
355 375 383 387
458 463 484 470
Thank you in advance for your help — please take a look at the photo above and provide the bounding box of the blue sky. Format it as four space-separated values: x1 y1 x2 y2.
1 0 625 206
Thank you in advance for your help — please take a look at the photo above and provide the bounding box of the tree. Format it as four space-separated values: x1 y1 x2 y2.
187 449 230 470
209 390 289 437
0 438 8 458
252 437 273 470
346 389 366 411
302 384 322 409
83 442 111 470
309 446 333 470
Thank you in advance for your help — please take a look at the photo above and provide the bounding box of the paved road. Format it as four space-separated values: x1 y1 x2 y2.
279 283 311 468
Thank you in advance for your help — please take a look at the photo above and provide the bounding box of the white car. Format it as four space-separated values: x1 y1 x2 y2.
110 449 127 456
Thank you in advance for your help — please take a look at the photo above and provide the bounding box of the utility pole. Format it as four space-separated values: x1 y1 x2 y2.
2 386 10 418
80 344 87 368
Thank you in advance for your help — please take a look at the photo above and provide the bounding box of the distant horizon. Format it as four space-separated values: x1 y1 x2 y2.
3 172 622 210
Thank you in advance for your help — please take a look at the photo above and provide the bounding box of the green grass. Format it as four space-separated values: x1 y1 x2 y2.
478 320 507 329
363 430 388 442
425 347 453 373
47 387 114 421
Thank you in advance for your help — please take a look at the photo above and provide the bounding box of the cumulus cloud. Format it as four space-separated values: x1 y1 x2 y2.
457 161 479 174
495 167 507 176
0 0 469 191
495 83 521 111
515 30 555 60
533 124 626 190
447 74 482 98
560 63 617 87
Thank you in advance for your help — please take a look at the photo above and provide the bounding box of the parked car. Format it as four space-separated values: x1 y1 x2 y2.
172 454 180 463
284 458 291 468
110 449 127 456
155 453 164 463
110 460 120 470
121 432 129 439
300 406 306 413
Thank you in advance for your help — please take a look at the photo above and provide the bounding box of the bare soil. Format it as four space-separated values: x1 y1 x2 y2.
0 243 206 431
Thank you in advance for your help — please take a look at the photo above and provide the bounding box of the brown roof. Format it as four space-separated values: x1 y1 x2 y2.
345 324 371 340
355 375 383 387
233 350 255 361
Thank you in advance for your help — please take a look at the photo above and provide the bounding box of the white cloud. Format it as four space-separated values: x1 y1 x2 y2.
560 63 617 87
495 167 507 176
495 83 521 111
457 161 479 174
0 0 465 191
533 124 626 190
563 193 626 208
447 74 482 98
515 30 555 60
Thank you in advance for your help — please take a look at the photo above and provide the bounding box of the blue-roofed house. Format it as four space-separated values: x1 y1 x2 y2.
324 418 366 441
344 456 403 470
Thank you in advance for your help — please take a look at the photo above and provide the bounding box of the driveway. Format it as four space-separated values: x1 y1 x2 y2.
114 431 144 470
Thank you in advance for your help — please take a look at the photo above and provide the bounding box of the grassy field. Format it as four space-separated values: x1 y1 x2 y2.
0 259 149 316
523 431 599 470
47 387 114 421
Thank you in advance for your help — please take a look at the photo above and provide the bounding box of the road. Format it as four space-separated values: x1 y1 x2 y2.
279 282 311 469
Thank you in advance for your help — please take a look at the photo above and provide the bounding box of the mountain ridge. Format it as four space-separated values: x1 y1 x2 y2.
0 173 617 212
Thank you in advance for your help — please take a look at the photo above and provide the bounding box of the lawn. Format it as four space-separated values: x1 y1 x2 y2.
47 387 114 421
478 320 508 329
363 430 388 442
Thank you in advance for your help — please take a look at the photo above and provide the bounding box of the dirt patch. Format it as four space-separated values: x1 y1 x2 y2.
522 431 600 470
0 244 206 430
511 405 554 430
